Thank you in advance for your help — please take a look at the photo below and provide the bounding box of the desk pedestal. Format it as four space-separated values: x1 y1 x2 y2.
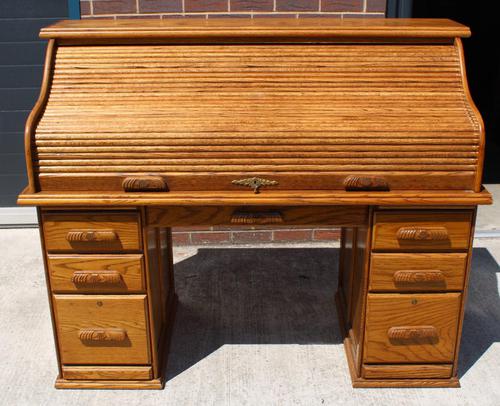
37 205 475 388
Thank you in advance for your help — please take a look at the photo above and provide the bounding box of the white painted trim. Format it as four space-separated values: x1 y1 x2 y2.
0 207 38 227
474 230 500 238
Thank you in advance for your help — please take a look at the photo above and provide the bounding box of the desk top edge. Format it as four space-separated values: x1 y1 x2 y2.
40 18 471 40
17 188 492 207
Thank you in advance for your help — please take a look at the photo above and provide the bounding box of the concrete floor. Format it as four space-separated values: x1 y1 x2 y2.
0 229 499 406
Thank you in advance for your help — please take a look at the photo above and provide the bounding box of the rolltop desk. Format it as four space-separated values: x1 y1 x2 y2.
18 18 492 389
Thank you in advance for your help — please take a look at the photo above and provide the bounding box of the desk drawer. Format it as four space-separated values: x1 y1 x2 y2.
147 205 367 227
369 253 467 292
48 255 144 293
43 212 141 253
54 295 150 365
364 293 461 363
372 211 472 251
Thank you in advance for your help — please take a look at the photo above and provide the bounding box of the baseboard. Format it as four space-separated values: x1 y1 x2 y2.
0 207 37 227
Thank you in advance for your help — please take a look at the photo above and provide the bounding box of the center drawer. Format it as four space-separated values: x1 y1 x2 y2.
53 295 150 365
147 205 368 227
364 293 462 364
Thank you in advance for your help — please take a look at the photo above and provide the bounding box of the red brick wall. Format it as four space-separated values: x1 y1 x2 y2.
78 0 385 244
80 0 386 18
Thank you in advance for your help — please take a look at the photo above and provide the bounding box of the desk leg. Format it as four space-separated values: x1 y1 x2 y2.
336 207 476 388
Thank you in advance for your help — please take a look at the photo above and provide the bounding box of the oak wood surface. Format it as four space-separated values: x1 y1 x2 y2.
372 211 472 251
39 19 471 40
369 253 467 291
62 366 153 381
32 40 481 193
18 17 491 390
17 189 493 207
54 377 164 389
361 364 453 379
47 254 144 293
24 39 56 193
363 293 462 363
336 291 459 388
370 253 467 292
53 294 151 365
42 212 141 252
147 205 367 227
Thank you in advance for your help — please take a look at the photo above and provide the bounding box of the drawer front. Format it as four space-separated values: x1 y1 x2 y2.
372 211 472 251
147 205 367 227
54 295 150 365
364 293 461 363
369 253 467 292
48 255 144 293
43 212 141 253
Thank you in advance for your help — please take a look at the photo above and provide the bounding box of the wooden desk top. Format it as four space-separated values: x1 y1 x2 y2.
40 18 471 40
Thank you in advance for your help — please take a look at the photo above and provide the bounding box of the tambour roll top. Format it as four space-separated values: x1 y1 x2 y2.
25 19 485 195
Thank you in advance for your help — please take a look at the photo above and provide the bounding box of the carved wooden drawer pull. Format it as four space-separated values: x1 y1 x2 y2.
396 226 449 241
388 326 438 340
230 211 284 225
71 270 122 285
393 270 445 284
78 328 127 342
66 230 118 242
344 175 389 191
122 176 167 192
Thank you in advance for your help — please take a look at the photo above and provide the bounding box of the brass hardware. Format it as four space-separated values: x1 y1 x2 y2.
231 211 284 225
231 177 278 194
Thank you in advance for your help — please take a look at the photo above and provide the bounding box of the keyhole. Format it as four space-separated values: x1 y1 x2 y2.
96 301 103 307
411 299 418 305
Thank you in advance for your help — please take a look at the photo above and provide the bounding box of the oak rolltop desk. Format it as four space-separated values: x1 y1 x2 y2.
18 18 492 389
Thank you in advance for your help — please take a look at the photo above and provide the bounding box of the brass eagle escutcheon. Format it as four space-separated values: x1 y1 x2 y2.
231 177 278 194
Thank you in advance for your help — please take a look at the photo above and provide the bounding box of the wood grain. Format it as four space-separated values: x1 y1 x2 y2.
53 294 151 365
42 212 141 252
369 253 467 291
337 292 459 387
147 205 367 226
24 39 56 192
39 18 471 40
30 40 482 193
62 366 153 380
55 377 164 389
18 189 493 207
363 293 462 363
48 254 144 293
362 364 453 379
372 211 472 251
